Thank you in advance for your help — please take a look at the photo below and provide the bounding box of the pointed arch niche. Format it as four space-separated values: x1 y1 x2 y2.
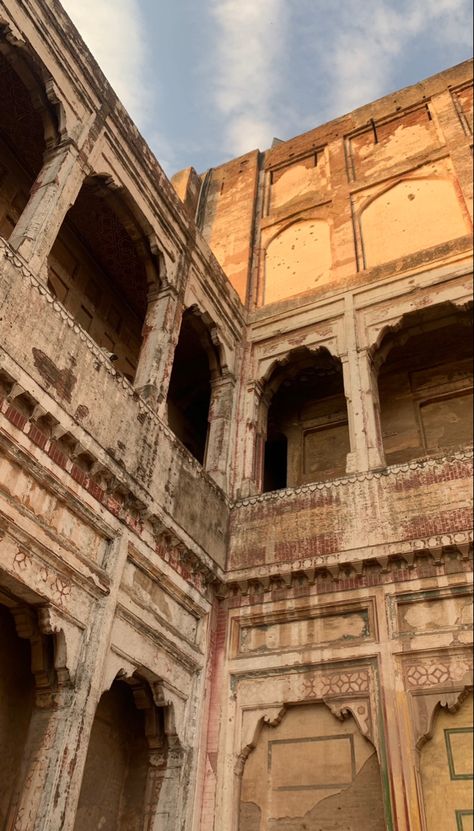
262 218 332 305
167 307 222 465
74 673 183 831
261 347 350 492
238 702 386 831
373 302 473 466
359 176 471 269
0 601 35 826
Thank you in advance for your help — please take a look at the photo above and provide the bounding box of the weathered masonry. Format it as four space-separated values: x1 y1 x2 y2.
0 2 472 829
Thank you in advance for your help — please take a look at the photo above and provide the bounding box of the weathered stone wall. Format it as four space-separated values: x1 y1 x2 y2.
193 57 473 831
0 1 471 830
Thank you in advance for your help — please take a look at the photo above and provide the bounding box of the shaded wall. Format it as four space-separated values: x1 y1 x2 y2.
74 682 149 831
0 604 35 827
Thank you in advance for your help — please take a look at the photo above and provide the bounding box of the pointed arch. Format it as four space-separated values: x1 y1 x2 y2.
47 175 161 382
260 346 350 491
372 302 473 465
359 175 471 268
0 28 61 241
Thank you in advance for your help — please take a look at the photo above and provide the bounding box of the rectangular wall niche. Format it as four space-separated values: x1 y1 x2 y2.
445 728 474 780
269 735 356 791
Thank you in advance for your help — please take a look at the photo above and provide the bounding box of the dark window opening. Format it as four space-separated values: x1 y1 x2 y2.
377 304 473 465
0 49 48 239
167 311 217 464
0 603 35 823
263 432 288 491
263 349 349 492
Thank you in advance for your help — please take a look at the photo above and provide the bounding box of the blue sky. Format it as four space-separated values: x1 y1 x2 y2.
61 0 473 177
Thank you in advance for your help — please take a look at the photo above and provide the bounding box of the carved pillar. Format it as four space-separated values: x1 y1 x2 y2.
8 140 85 280
205 372 236 490
7 534 130 831
149 738 187 831
239 380 266 497
134 283 183 412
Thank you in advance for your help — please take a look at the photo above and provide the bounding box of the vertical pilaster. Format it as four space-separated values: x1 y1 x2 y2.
8 141 85 279
134 283 183 412
343 295 385 473
150 740 187 831
205 373 236 490
239 380 266 497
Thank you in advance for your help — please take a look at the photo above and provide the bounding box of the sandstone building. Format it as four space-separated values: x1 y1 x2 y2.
0 1 472 829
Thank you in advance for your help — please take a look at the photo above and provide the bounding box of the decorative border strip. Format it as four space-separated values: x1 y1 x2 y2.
233 448 473 508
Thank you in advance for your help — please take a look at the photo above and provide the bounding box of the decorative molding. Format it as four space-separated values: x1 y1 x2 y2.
411 686 473 749
325 697 374 744
404 654 473 690
233 447 473 508
37 604 84 685
234 663 379 773
223 541 472 599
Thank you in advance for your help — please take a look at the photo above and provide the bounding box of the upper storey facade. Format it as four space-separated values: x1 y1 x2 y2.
0 0 247 572
183 59 473 309
173 60 474 580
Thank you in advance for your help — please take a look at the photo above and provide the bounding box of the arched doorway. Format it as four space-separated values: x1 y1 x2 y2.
74 678 157 831
0 40 58 240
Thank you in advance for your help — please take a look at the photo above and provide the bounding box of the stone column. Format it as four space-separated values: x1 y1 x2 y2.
150 740 187 831
6 533 130 831
342 348 385 473
134 283 183 413
238 380 266 497
358 346 386 470
205 373 236 490
8 140 85 280
342 295 385 473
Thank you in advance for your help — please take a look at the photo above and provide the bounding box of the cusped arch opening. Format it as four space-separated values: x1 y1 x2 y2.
373 302 473 465
74 673 163 831
261 346 349 491
419 691 473 831
239 702 386 831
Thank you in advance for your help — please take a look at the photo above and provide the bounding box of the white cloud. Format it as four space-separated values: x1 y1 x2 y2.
210 0 287 156
60 0 151 127
321 0 472 117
